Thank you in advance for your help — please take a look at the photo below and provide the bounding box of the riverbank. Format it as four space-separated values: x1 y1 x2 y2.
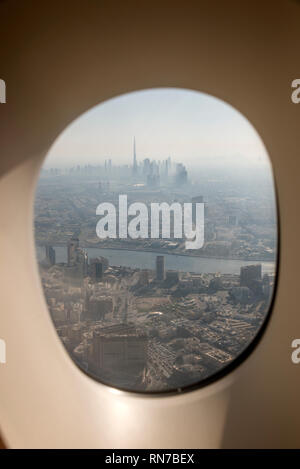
35 241 276 264
36 244 276 276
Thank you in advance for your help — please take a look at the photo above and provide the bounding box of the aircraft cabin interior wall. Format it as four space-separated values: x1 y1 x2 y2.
0 0 300 450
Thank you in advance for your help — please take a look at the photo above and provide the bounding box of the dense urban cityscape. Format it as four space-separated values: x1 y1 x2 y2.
35 140 277 391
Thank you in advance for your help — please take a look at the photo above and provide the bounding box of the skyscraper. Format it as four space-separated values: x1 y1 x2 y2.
45 245 56 266
132 136 138 176
240 264 262 288
67 237 79 266
156 255 165 281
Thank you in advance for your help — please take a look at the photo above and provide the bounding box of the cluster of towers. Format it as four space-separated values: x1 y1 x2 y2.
131 137 187 187
67 237 88 276
66 237 109 285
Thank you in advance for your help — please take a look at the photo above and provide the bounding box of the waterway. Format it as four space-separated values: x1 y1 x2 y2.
36 245 275 275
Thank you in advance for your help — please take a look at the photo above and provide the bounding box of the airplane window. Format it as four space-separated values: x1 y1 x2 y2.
34 88 278 393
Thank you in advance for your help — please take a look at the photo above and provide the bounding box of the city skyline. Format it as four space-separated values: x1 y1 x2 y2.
34 87 277 392
43 88 271 170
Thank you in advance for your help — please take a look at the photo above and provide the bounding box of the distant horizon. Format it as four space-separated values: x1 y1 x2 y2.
43 88 272 171
42 157 272 172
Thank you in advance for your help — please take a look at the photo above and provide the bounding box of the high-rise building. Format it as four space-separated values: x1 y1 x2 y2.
89 324 148 384
240 264 262 288
262 273 271 299
156 255 165 281
132 136 138 176
192 196 204 226
146 161 160 187
89 257 109 280
175 163 188 185
67 237 79 266
143 158 151 178
165 271 179 286
66 236 88 281
45 245 56 266
90 260 103 280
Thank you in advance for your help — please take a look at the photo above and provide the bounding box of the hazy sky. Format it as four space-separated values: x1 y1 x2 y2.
44 88 271 170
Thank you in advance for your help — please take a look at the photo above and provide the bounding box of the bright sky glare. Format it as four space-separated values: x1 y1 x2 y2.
44 88 270 170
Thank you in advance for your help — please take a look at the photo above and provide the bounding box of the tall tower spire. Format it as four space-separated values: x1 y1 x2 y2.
133 136 137 175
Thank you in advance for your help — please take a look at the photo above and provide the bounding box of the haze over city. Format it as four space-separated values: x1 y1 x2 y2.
44 88 271 170
35 87 277 392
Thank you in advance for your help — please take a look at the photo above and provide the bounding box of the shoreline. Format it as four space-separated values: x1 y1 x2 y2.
36 241 276 264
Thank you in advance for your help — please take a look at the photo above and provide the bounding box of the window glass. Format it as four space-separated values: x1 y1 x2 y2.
34 88 278 392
